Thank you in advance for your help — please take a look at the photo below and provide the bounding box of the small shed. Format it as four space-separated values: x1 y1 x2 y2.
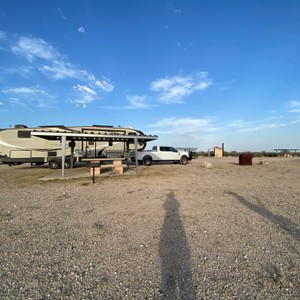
214 147 223 157
208 146 223 157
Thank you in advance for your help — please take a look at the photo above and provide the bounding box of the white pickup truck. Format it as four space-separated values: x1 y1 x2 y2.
136 146 190 166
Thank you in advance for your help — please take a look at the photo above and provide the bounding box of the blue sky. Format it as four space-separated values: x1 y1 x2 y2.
1 0 300 151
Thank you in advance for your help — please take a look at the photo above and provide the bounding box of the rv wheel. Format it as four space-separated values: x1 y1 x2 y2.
49 160 60 169
64 160 71 169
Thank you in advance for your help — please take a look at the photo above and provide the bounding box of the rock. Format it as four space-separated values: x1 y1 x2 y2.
202 161 213 169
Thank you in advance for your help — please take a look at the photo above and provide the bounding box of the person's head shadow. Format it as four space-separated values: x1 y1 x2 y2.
159 191 196 299
163 191 180 214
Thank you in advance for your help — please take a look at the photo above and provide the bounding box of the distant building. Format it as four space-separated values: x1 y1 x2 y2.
214 147 223 157
208 146 223 157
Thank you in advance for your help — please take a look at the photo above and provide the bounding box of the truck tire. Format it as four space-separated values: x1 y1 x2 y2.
143 156 152 166
180 155 188 165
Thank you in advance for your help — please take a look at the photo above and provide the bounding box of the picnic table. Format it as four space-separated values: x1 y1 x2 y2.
81 158 127 176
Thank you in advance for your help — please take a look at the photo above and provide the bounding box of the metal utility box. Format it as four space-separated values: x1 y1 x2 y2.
239 154 253 165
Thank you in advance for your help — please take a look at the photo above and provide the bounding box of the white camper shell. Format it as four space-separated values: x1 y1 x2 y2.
0 124 156 169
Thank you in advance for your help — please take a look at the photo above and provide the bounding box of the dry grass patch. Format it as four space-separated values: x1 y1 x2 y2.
0 165 52 186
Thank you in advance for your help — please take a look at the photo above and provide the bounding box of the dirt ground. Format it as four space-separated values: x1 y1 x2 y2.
0 157 299 299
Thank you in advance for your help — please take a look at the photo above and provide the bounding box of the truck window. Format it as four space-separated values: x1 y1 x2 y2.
152 146 157 151
170 147 178 152
163 147 177 152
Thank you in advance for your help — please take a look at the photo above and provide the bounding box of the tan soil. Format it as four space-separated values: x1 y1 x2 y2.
0 157 299 299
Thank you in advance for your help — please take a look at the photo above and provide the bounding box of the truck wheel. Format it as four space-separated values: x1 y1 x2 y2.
49 160 60 169
143 156 152 166
180 155 188 165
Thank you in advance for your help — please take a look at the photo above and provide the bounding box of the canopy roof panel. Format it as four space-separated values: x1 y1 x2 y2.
31 130 158 143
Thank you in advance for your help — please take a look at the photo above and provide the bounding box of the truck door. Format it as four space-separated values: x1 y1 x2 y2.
160 146 180 160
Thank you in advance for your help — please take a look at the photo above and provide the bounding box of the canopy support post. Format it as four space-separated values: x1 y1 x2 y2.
61 135 66 178
134 137 138 174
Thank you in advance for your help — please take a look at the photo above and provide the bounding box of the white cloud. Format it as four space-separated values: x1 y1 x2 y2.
81 71 115 92
286 100 300 113
0 30 7 40
239 123 286 132
2 86 54 108
9 35 112 85
9 97 27 107
80 70 95 81
58 8 67 20
144 117 218 149
126 95 150 109
73 84 98 106
39 62 80 80
98 94 152 110
290 116 300 124
225 120 252 128
147 117 217 134
2 86 49 96
78 27 85 33
6 66 34 78
150 73 212 104
10 36 82 80
226 119 286 132
74 84 97 96
7 34 114 106
11 36 59 62
95 79 114 93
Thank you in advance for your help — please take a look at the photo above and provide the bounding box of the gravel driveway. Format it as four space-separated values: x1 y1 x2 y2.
0 157 299 299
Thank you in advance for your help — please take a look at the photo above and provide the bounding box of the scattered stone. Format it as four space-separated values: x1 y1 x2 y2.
202 161 213 169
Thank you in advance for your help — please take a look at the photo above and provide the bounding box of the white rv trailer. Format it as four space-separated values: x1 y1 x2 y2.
0 124 155 168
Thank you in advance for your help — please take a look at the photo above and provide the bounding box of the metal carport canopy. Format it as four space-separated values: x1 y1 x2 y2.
31 131 158 177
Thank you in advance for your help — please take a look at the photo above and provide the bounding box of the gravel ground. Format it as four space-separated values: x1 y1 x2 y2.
0 157 299 299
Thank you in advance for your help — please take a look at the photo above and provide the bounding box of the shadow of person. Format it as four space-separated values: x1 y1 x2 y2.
159 192 196 299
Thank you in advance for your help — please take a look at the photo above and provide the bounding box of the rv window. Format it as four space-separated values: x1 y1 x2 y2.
18 130 31 138
48 151 57 156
